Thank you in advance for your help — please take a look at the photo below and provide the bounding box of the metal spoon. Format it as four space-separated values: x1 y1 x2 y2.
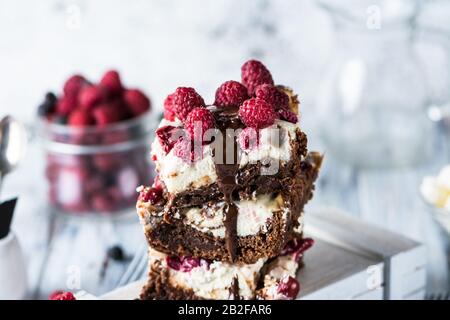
0 116 27 195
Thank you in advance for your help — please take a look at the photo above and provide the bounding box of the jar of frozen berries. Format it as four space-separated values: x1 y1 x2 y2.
36 71 154 216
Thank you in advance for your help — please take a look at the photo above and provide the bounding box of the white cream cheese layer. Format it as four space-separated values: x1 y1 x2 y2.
183 194 285 238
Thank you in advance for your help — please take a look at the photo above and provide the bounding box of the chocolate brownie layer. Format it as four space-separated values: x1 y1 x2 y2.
137 152 322 264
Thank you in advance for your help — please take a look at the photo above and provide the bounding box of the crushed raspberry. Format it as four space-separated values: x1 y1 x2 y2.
238 127 260 151
179 257 201 272
254 84 289 110
277 276 300 299
56 95 77 115
171 87 205 121
241 59 274 95
49 291 76 300
184 108 215 141
79 85 105 110
281 238 314 262
67 109 94 127
277 108 298 124
173 138 202 163
100 70 123 95
92 104 122 126
166 256 207 272
156 125 183 154
163 93 176 121
139 187 163 204
214 80 248 107
124 89 151 117
63 75 87 97
238 98 276 129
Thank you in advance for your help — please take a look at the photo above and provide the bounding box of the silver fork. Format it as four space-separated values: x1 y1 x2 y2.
116 243 147 288
425 292 450 300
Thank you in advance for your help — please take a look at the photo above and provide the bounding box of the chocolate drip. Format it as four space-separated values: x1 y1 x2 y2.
211 106 243 262
229 276 241 300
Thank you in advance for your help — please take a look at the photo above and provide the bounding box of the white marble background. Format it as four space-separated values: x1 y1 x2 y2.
1 0 450 298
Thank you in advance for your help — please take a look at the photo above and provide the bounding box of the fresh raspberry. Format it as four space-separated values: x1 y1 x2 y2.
156 125 183 154
163 93 176 121
238 127 260 151
91 192 115 212
49 291 76 300
92 103 122 126
67 109 94 127
173 138 202 163
171 87 205 121
79 85 105 110
63 74 87 96
56 95 77 116
124 89 151 117
277 108 298 124
184 108 215 141
281 238 314 262
277 276 300 299
214 80 248 107
238 98 276 129
139 187 163 204
100 70 123 95
241 59 274 95
254 84 289 110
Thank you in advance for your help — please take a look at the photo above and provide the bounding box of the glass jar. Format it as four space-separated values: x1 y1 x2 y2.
37 113 155 216
316 0 435 168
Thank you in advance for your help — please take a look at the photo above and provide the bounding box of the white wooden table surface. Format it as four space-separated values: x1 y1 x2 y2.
3 124 450 299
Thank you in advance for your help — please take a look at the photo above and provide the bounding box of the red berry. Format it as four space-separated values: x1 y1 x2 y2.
180 257 201 272
163 93 176 121
238 127 260 151
166 256 182 271
63 75 87 96
173 138 202 163
67 109 94 127
79 85 105 110
92 104 122 126
49 291 76 300
156 125 183 154
100 70 123 95
239 98 276 129
184 108 215 141
255 84 289 110
139 187 163 204
281 238 314 262
277 276 300 299
56 95 77 116
124 89 151 117
171 87 205 121
214 80 248 107
241 59 274 95
277 108 298 124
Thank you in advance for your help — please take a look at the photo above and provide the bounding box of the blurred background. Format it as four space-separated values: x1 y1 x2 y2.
0 0 449 299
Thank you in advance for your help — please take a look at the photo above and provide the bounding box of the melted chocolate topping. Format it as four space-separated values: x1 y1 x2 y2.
210 106 244 262
229 276 241 300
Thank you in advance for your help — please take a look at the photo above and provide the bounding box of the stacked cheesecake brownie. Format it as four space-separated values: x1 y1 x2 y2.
136 60 322 300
